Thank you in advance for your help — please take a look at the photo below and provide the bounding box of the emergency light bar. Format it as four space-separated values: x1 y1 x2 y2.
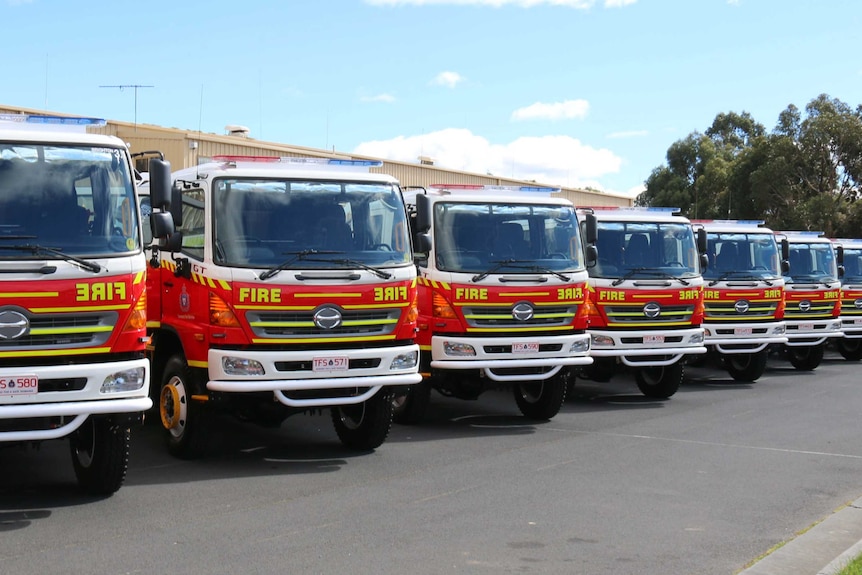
0 113 107 131
581 206 680 213
690 219 766 225
429 183 561 194
211 155 383 168
780 231 826 237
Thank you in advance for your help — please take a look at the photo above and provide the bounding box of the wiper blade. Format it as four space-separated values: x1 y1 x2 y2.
472 258 518 282
707 270 756 287
259 249 341 280
0 244 101 273
611 267 650 287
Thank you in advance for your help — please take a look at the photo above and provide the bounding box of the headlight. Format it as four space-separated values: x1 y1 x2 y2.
223 357 265 376
688 331 705 344
772 324 786 335
591 334 614 347
443 341 476 357
569 338 590 353
830 321 842 331
390 350 419 370
100 367 146 393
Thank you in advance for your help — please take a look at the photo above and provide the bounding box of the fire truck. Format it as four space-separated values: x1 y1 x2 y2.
577 207 707 398
395 184 592 423
777 231 843 370
689 220 788 381
831 238 862 360
141 155 420 457
0 113 172 494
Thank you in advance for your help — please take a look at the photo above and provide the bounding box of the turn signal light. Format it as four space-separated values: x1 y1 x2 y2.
210 292 241 327
123 288 147 332
432 291 457 319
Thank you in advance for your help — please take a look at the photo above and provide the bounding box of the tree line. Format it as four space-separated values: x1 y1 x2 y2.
636 94 862 237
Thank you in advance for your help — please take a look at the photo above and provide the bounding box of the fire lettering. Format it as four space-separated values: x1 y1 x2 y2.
598 290 625 301
454 287 488 300
374 286 408 301
76 282 127 301
557 287 583 300
238 287 282 303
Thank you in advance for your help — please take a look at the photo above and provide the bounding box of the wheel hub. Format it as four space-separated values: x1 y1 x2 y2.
160 383 183 430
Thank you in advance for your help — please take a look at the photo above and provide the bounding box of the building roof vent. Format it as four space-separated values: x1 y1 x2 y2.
418 155 435 166
225 124 250 138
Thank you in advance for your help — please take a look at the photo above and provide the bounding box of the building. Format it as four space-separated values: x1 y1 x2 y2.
0 104 633 207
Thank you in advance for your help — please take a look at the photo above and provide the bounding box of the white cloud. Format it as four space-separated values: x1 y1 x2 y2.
431 71 464 88
606 129 648 139
511 99 590 121
365 0 636 7
353 128 622 188
360 93 396 103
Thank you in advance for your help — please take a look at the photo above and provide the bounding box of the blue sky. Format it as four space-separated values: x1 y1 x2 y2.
2 0 860 197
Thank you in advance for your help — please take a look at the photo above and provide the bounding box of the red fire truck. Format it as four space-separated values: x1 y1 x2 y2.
778 231 843 370
142 155 420 457
831 238 862 360
577 207 707 398
690 220 788 382
396 184 592 422
0 113 172 494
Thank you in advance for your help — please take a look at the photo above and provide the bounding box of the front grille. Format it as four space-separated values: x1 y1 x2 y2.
462 305 576 328
603 304 693 326
704 301 778 320
281 387 371 400
620 336 684 344
248 308 400 338
0 311 117 350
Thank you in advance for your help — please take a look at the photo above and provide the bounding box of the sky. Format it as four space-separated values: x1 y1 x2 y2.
2 0 860 198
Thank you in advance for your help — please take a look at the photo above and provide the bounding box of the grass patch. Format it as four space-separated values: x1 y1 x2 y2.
835 553 862 575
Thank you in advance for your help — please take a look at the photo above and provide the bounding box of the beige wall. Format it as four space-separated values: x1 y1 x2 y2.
1 104 633 207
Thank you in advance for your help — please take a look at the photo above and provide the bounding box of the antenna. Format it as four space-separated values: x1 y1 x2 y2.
99 84 153 128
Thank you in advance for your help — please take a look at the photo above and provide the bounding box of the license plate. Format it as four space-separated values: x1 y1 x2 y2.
734 327 753 336
312 357 349 372
0 375 39 396
643 335 664 344
512 342 539 354
855 319 862 325
800 323 814 331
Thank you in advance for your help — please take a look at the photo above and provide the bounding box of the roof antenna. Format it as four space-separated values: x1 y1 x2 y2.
99 84 153 130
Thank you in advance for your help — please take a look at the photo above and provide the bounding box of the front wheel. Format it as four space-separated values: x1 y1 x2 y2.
69 416 130 495
786 343 824 371
634 361 683 398
723 350 768 382
331 389 395 450
836 338 862 361
513 375 568 420
392 380 432 425
160 354 208 459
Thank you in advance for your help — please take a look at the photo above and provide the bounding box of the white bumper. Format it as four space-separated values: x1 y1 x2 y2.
588 327 706 366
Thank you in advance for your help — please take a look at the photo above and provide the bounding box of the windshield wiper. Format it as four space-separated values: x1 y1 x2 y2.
610 267 650 287
612 267 690 287
259 250 392 280
472 258 519 282
259 250 340 280
707 270 764 287
0 244 101 273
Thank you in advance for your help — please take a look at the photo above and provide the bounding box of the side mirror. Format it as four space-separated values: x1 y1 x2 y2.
585 244 598 268
150 211 174 241
584 213 598 245
700 253 709 271
415 194 431 233
836 245 844 265
838 264 845 279
148 159 172 209
160 230 184 253
781 238 789 260
696 228 708 254
781 259 790 274
414 233 432 254
169 182 184 228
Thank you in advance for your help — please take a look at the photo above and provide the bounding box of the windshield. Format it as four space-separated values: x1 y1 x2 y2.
703 232 782 281
432 201 584 274
843 247 862 283
589 221 699 279
0 143 139 258
212 178 411 269
785 241 839 283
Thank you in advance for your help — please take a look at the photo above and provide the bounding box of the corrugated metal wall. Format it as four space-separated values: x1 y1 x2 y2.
0 104 633 206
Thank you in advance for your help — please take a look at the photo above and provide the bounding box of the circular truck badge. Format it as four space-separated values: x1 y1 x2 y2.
0 310 29 340
314 306 343 330
512 302 535 322
643 302 661 319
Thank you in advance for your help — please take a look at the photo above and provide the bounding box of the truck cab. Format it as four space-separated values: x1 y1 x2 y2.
399 184 592 422
578 207 706 398
831 238 862 360
142 155 421 456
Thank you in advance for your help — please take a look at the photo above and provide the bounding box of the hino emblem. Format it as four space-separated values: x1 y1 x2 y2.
855 298 862 310
512 302 535 322
643 302 661 319
0 310 29 340
734 300 750 314
313 306 343 330
798 300 812 312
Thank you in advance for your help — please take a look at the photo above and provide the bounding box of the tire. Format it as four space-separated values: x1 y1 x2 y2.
331 389 394 450
159 354 208 459
836 338 862 361
634 361 683 398
513 375 567 420
69 416 130 496
723 350 768 382
392 380 432 425
786 343 825 371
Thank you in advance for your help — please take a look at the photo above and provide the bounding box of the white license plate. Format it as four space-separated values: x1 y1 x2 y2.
0 375 39 396
643 335 664 344
800 323 814 331
855 319 862 325
512 342 539 354
734 327 753 336
312 357 349 372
